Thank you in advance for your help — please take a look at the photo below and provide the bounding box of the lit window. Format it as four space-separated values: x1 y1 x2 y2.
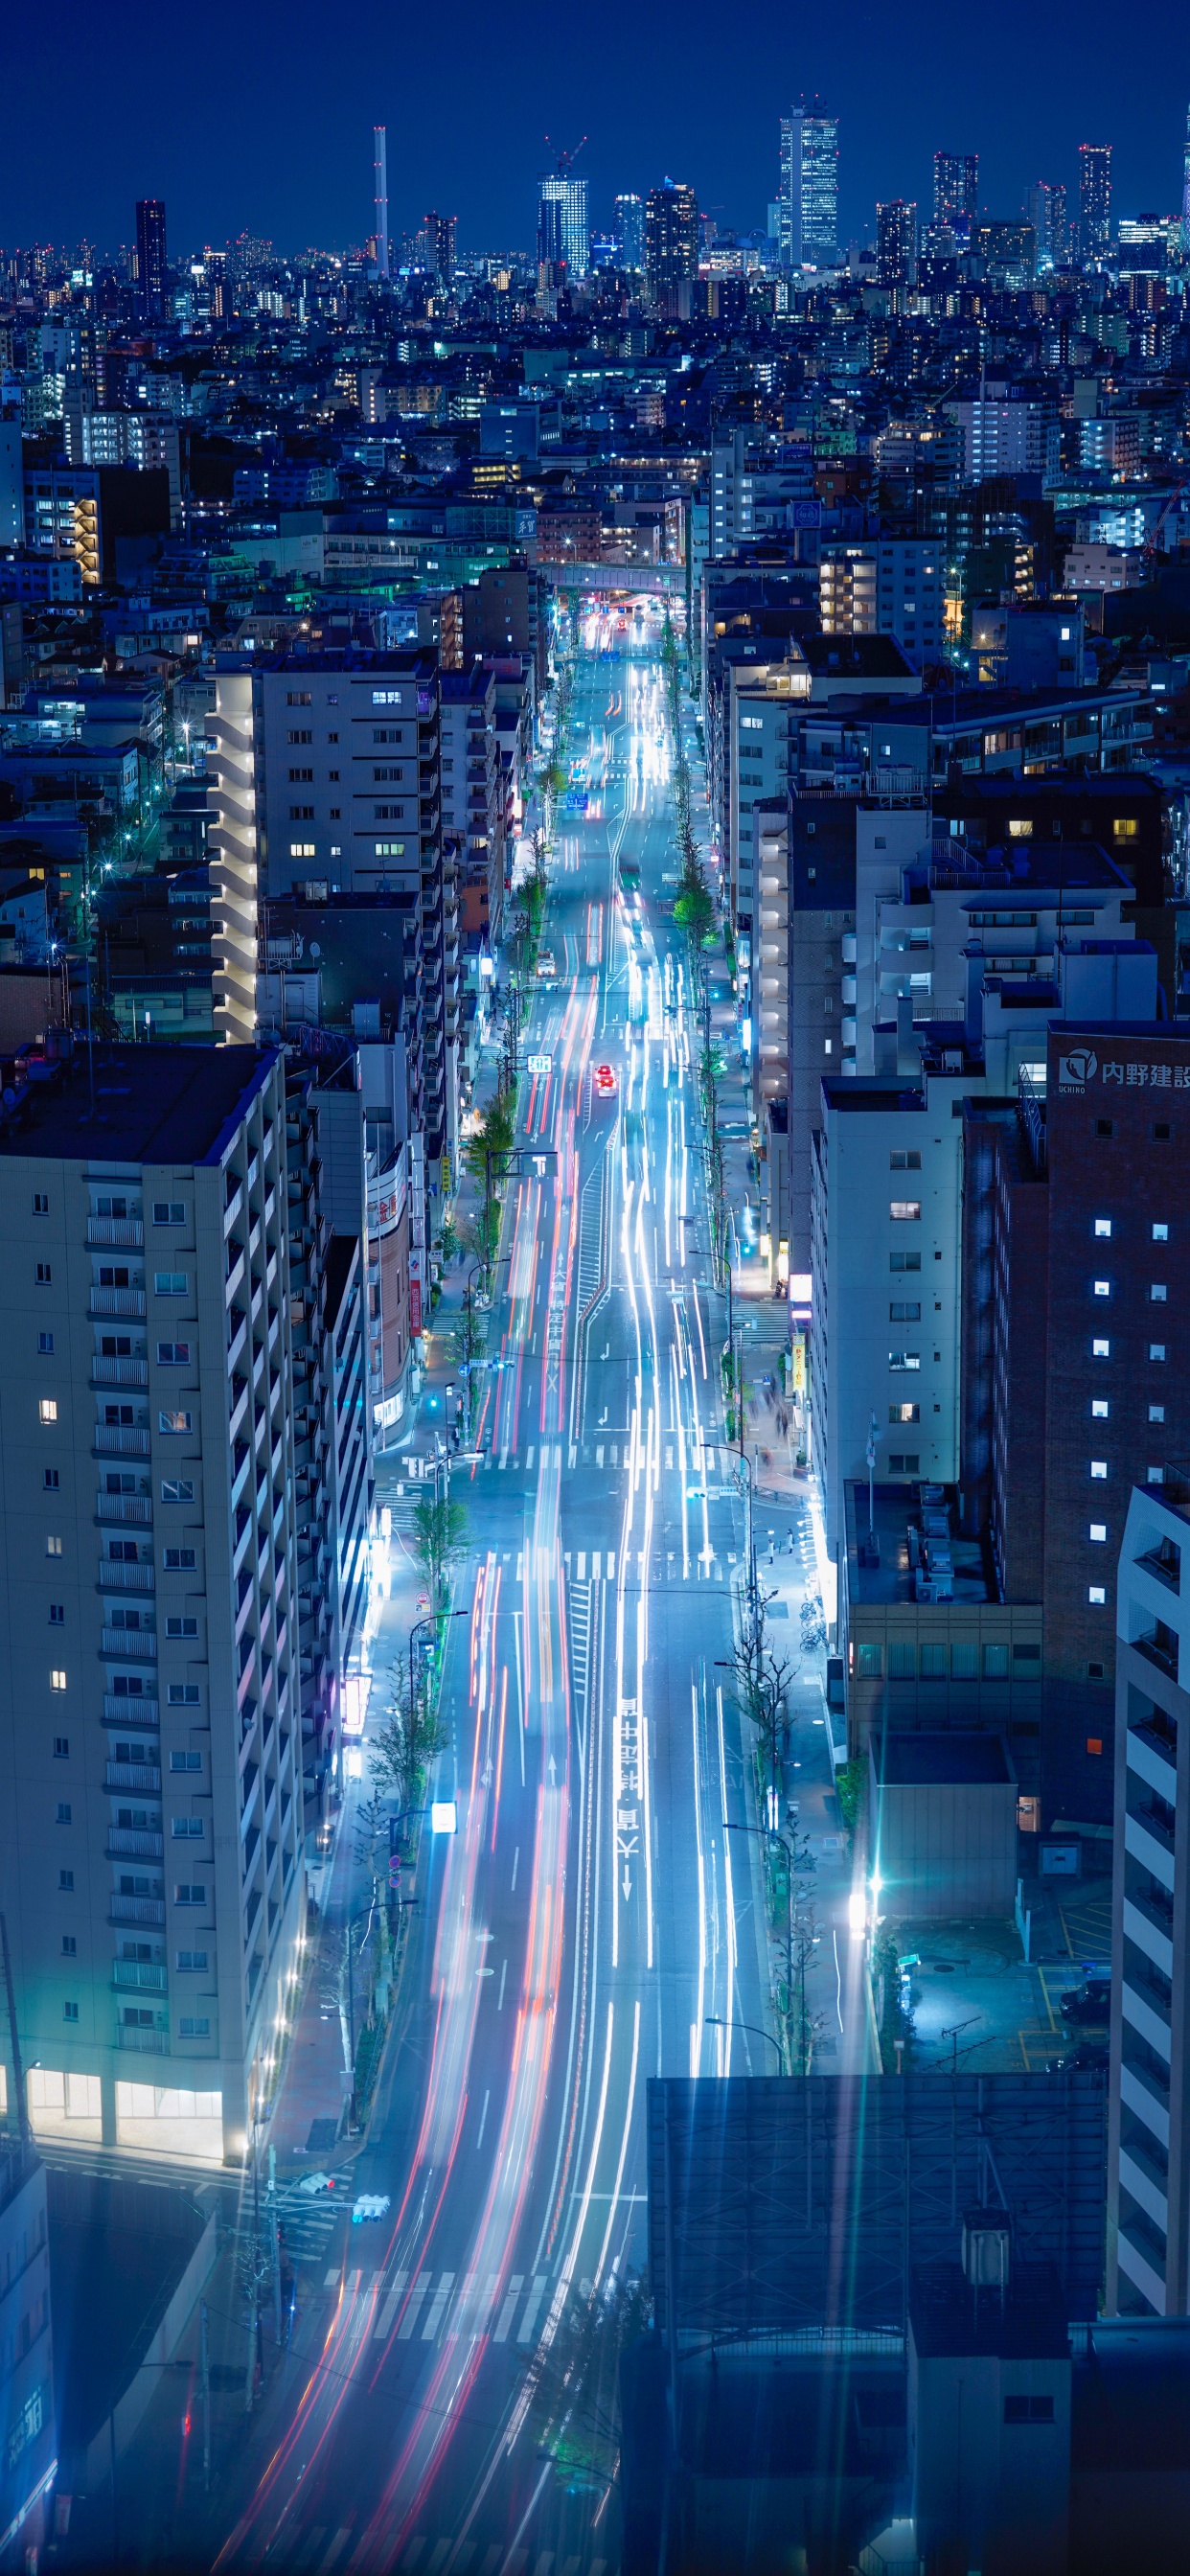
1153 1222 1168 1241
1150 1344 1166 1362
46 1535 62 1556
889 1202 922 1221
51 1668 67 1690
1092 1340 1110 1358
1150 1283 1167 1302
1150 1405 1165 1424
1088 1525 1107 1543
158 1410 193 1436
1090 1461 1107 1479
1091 1400 1109 1419
1147 1466 1165 1485
38 1398 57 1423
1093 1279 1110 1298
1094 1218 1111 1237
1088 1587 1106 1605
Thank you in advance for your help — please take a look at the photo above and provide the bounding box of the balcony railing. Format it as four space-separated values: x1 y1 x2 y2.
92 1357 149 1388
97 1494 153 1524
98 1561 155 1593
109 1896 165 1926
107 1828 164 1860
116 2025 169 2054
106 1762 162 1792
112 1961 168 1991
88 1217 145 1249
90 1287 147 1319
94 1426 150 1457
103 1695 158 1726
101 1628 156 1659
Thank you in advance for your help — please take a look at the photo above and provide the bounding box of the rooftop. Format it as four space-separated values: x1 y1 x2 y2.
844 1481 999 1607
0 1040 276 1166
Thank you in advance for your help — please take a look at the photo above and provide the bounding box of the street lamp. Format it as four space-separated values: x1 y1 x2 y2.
704 2014 782 2070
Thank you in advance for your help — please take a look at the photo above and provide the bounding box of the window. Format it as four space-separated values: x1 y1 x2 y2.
920 1644 947 1677
1150 1405 1166 1424
56 1801 71 1823
890 1252 922 1273
890 1202 921 1222
286 690 311 705
950 1643 978 1679
46 1535 61 1555
890 1302 922 1322
152 1202 186 1227
372 688 402 704
1154 1122 1172 1142
161 1480 195 1503
1095 1117 1114 1138
888 1642 916 1676
287 727 312 745
1092 1340 1110 1359
167 1617 199 1640
163 1548 196 1572
888 1351 921 1371
1094 1218 1111 1237
1150 1283 1167 1303
889 1150 922 1170
38 1399 57 1424
1089 1524 1107 1544
982 1644 1010 1678
1004 2394 1054 2425
1093 1279 1110 1299
888 1452 920 1473
1013 1643 1041 1666
61 1933 76 1955
289 842 316 860
857 1644 882 1677
53 1736 68 1758
1147 1466 1165 1485
1088 1587 1106 1605
890 1403 920 1424
49 1603 63 1624
43 1468 59 1491
1090 1461 1107 1480
176 1948 208 1971
168 1683 200 1706
289 804 314 821
172 1817 204 1839
33 1191 48 1214
174 1884 205 1904
1153 1222 1169 1241
288 766 314 782
38 1332 54 1355
1092 1400 1109 1419
158 1410 193 1435
156 1342 191 1366
62 2001 79 2022
171 1750 202 1773
179 2017 210 2038
1111 818 1138 843
50 1669 66 1691
154 1272 188 1297
35 1261 52 1284
58 1870 74 1891
1150 1345 1167 1363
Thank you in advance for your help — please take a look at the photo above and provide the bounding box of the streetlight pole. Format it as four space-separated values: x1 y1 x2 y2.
704 2014 782 2070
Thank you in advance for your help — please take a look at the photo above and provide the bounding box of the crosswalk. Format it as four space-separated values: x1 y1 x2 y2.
317 2262 572 2356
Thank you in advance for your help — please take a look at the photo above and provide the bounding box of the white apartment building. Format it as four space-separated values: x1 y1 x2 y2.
820 540 947 672
728 661 807 941
0 1043 306 2166
1108 1475 1190 2319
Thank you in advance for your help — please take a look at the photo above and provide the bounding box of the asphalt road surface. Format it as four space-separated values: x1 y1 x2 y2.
214 608 773 2575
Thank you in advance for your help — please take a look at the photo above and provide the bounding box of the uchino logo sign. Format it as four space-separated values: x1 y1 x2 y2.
1058 1048 1097 1090
1056 1048 1190 1094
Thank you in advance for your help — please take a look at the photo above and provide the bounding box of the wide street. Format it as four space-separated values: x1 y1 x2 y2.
203 610 825 2573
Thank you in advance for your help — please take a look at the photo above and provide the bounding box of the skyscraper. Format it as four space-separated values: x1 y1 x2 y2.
373 126 389 280
416 213 456 289
1182 102 1190 254
644 182 699 306
876 199 918 291
134 198 167 323
933 150 978 243
778 108 839 269
1026 181 1069 270
537 160 588 279
614 193 646 273
1079 143 1112 255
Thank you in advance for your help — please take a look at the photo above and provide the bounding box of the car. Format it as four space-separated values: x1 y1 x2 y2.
1059 1975 1111 2024
534 953 558 980
1044 2042 1109 2074
593 1064 617 1096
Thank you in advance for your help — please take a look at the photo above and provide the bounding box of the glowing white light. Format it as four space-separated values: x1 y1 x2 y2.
431 1800 458 1834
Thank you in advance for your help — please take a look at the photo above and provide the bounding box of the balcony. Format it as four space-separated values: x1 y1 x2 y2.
103 1695 158 1726
112 1961 168 1992
117 2025 169 2055
94 1426 150 1458
97 1494 153 1524
90 1287 147 1320
107 1828 165 1860
106 1762 162 1792
92 1356 149 1389
102 1628 156 1660
88 1216 145 1249
98 1560 155 1593
1132 1620 1179 1681
109 1895 165 1926
1137 1542 1181 1596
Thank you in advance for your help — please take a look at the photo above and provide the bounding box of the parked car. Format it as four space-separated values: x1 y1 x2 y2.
1059 1975 1110 2024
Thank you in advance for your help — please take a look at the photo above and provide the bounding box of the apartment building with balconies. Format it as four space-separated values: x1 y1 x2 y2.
1108 1474 1190 2318
0 1041 305 2167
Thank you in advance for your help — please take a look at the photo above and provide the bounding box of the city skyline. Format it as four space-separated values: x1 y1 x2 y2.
2 0 1189 256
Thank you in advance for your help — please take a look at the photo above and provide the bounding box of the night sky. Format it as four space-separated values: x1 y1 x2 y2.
4 0 1188 262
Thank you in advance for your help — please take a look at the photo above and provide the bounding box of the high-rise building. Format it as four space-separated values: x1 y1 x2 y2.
1026 180 1069 269
1079 144 1112 255
537 162 588 279
778 108 839 268
1182 103 1190 254
1107 1471 1190 2319
416 213 456 288
614 193 646 273
876 199 918 290
644 181 698 306
933 151 978 242
134 198 168 322
0 1043 308 2169
373 126 389 280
